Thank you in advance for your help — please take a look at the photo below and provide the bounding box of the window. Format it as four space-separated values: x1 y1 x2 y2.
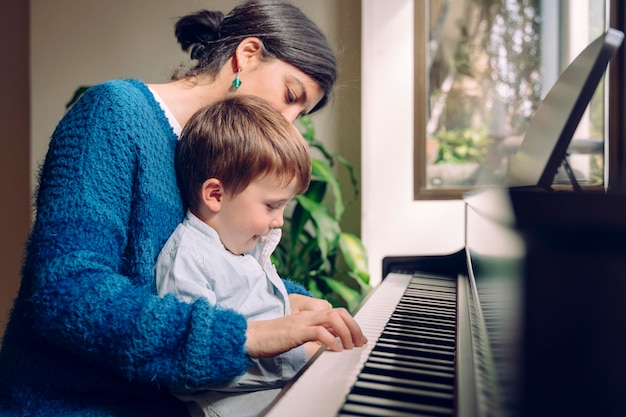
414 0 624 199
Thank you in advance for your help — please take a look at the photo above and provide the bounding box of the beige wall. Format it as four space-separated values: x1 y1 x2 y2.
0 1 31 338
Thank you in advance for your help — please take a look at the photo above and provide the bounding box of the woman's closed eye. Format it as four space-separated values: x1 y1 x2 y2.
286 88 297 104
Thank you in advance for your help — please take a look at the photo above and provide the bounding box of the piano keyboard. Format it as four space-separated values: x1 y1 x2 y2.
264 272 458 417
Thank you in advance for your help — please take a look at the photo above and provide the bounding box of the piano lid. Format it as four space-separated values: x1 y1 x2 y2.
475 28 624 190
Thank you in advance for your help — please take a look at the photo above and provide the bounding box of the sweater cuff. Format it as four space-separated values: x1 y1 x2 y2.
282 279 311 296
178 299 249 389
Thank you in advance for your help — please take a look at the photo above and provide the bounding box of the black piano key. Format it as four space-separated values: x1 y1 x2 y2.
384 322 456 340
408 276 456 288
379 329 456 347
393 305 456 319
398 300 455 312
394 306 455 316
388 313 456 329
402 294 456 305
357 372 454 394
375 340 455 361
394 300 454 310
341 393 453 416
339 404 450 417
385 320 455 332
403 289 456 300
360 361 454 386
366 352 455 375
336 274 457 417
338 402 438 417
374 341 455 362
351 380 453 406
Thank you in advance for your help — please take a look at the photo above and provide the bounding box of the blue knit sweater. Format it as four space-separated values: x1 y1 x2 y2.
0 79 309 417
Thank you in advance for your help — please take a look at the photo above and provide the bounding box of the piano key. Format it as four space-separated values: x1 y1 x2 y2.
374 341 454 362
359 362 454 386
356 372 454 393
384 323 455 340
366 352 455 374
341 393 453 416
263 273 457 417
392 305 456 318
379 329 456 347
338 402 440 417
350 380 453 406
264 273 413 417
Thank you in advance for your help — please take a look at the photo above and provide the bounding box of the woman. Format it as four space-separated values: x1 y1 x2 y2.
0 1 366 416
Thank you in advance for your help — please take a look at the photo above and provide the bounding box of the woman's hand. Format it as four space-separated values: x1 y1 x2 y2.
245 308 368 358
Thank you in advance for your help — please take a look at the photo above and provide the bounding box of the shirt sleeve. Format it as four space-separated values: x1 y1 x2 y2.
155 243 218 305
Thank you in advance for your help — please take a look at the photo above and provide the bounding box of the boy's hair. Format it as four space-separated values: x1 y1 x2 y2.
176 95 312 211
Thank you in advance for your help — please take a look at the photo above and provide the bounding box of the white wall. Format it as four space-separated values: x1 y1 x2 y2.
361 0 465 285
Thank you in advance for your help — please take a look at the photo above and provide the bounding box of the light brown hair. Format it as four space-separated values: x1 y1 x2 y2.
175 95 311 211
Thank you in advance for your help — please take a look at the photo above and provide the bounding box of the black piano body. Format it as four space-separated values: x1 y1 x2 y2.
384 187 626 417
264 187 626 417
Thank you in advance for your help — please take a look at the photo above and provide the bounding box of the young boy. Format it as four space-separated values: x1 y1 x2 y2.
154 95 315 417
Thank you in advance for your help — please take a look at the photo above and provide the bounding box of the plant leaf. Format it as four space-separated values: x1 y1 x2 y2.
306 279 324 299
338 233 370 284
288 201 308 252
335 154 359 202
66 86 91 110
294 194 340 260
304 179 327 203
311 159 344 219
320 276 362 313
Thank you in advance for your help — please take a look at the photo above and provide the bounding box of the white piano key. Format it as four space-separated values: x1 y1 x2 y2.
263 273 412 417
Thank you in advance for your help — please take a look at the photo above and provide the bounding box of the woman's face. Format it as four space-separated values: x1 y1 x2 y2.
235 60 325 122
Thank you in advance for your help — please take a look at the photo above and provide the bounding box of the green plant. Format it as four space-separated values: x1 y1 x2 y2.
432 126 490 165
272 116 371 312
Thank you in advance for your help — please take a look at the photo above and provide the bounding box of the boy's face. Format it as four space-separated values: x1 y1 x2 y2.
215 174 299 255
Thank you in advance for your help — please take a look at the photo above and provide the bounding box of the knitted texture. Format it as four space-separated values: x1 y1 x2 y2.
0 80 310 416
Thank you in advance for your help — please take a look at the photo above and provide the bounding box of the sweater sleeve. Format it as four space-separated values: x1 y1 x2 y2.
282 279 311 296
22 81 249 390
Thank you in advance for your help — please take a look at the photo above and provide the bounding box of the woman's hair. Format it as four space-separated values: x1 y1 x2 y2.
176 95 312 211
173 0 337 113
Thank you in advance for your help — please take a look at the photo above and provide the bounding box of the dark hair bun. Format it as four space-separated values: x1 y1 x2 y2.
175 10 224 53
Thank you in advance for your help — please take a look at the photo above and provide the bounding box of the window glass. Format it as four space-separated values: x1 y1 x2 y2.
418 0 607 195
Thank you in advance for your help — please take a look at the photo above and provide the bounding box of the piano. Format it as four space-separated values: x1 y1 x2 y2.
264 187 626 417
263 28 626 417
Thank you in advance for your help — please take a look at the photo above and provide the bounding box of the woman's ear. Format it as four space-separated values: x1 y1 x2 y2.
233 37 264 72
200 178 224 212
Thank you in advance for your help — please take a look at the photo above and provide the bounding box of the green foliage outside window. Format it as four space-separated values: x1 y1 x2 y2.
431 126 490 165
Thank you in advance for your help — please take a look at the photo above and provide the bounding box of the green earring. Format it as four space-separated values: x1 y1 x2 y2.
232 69 242 90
